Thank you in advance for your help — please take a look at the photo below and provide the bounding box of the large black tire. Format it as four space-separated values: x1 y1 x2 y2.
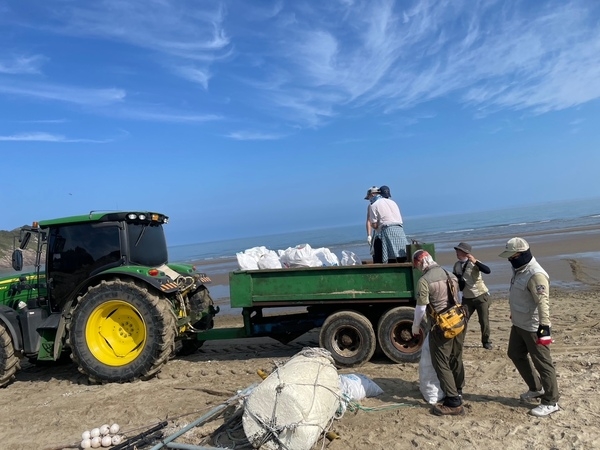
68 279 176 384
0 323 20 388
319 310 376 368
377 306 425 363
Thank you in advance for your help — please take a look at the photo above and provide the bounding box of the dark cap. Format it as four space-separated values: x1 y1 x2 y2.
454 242 472 254
379 185 391 198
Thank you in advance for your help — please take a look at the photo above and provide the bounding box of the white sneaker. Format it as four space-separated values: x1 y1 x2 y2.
530 403 559 417
520 388 545 402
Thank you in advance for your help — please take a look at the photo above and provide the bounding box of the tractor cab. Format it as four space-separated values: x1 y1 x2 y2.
12 212 169 312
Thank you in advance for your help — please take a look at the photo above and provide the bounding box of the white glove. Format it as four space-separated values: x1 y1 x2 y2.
367 235 372 246
412 325 420 336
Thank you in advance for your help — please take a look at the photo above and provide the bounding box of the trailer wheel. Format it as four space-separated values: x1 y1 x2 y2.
0 323 20 388
69 279 176 384
377 306 425 363
319 310 376 368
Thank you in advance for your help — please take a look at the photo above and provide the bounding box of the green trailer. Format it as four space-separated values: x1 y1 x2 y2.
199 243 434 368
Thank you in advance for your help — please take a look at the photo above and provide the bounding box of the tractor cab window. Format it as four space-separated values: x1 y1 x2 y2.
47 224 121 306
126 223 168 267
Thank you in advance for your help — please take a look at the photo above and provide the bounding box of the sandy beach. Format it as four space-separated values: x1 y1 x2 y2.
1 228 599 450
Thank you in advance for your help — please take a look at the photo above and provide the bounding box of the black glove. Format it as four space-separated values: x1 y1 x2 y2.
536 325 552 346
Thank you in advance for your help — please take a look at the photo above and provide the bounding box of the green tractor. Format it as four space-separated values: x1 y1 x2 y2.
0 211 216 388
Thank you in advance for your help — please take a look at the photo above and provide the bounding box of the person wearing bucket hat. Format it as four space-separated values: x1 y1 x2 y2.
368 185 408 263
364 187 383 263
452 242 493 349
499 237 560 417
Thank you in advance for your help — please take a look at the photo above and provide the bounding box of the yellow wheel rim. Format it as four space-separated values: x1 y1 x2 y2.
85 300 146 366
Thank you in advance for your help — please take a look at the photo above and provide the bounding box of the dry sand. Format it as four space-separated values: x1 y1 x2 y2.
1 230 599 450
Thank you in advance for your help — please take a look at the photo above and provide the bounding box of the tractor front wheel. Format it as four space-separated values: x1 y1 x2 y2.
69 279 176 384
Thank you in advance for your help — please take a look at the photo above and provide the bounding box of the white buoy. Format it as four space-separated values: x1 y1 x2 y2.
90 436 102 448
99 424 110 436
90 428 101 438
80 438 92 449
109 423 120 434
82 430 91 440
101 435 112 447
111 435 123 445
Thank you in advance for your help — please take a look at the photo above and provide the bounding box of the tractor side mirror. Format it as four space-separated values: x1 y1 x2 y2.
12 249 23 271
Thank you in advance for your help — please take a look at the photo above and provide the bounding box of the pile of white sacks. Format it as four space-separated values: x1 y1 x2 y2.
236 244 362 270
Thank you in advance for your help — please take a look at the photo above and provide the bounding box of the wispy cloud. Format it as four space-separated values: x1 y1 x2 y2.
0 132 111 143
239 0 600 124
224 131 285 141
0 82 125 106
51 1 231 61
1 0 599 129
13 119 67 124
117 108 222 123
0 54 46 74
174 66 211 89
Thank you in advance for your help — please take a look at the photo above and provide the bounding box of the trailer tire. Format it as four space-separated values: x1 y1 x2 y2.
377 306 425 364
0 322 20 388
69 279 176 384
319 310 376 368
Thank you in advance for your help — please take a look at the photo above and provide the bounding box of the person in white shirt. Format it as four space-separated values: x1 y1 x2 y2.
368 185 408 263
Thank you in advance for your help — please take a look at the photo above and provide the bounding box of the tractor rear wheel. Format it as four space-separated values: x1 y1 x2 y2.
69 279 176 384
0 323 20 388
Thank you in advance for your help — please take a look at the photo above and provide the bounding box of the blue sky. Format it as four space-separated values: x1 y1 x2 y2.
1 0 599 245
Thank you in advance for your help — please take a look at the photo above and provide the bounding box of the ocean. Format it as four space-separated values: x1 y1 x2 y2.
169 196 600 265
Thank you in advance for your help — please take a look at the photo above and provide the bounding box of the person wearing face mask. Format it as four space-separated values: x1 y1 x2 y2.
499 237 559 417
364 186 383 263
368 185 408 263
411 249 466 416
453 242 493 349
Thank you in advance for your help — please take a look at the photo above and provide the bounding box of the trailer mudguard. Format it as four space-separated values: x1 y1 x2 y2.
0 305 24 352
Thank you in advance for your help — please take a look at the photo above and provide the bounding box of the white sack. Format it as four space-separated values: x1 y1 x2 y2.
340 250 361 266
313 247 339 266
339 373 383 401
419 334 445 404
236 252 259 270
236 246 271 270
279 244 323 268
257 250 283 269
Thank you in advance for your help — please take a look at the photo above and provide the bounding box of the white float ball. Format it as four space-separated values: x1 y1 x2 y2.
111 435 122 445
82 430 91 440
109 423 120 434
99 424 110 436
81 438 92 449
90 436 102 448
90 428 101 438
101 436 112 447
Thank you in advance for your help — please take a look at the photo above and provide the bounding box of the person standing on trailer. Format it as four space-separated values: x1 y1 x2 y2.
368 185 408 263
